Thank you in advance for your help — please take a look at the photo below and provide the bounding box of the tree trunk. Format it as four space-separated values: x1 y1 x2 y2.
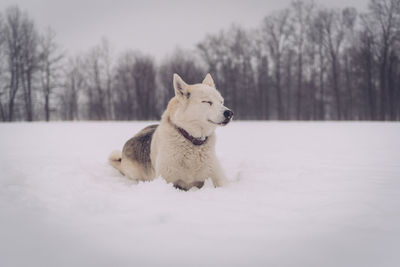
331 55 341 120
379 46 388 120
366 50 375 120
276 55 284 120
345 56 353 120
45 92 50 121
296 53 303 120
8 66 19 122
0 101 5 121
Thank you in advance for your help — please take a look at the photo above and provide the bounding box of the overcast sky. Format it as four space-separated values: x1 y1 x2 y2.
0 0 368 60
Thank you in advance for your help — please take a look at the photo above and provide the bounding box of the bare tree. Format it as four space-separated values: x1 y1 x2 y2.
261 9 292 120
364 0 400 120
84 38 113 120
0 14 6 121
60 56 84 120
4 6 24 121
290 1 315 120
316 7 356 119
341 8 358 120
319 9 343 119
132 53 157 120
254 32 271 120
19 15 38 121
309 10 329 120
39 27 63 121
113 51 157 120
113 51 135 120
255 54 270 120
357 27 377 119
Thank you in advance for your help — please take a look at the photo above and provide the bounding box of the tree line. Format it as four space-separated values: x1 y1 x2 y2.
0 0 399 122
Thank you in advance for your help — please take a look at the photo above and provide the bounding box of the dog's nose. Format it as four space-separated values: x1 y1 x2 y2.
224 109 233 119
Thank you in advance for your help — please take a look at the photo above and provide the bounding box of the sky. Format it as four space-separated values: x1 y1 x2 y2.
0 0 368 60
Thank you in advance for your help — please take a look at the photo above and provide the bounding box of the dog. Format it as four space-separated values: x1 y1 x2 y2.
109 73 233 191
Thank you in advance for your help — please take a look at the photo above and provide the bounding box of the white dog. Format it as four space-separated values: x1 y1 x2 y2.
109 73 233 191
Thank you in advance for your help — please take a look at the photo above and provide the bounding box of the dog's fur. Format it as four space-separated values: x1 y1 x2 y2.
109 73 233 191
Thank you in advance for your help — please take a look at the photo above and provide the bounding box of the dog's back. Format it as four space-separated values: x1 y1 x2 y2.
123 124 158 171
109 124 158 181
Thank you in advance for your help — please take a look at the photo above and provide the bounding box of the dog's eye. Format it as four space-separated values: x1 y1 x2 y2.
202 101 213 106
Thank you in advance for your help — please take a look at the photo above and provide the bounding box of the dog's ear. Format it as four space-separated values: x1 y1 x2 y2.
202 73 215 88
173 73 190 99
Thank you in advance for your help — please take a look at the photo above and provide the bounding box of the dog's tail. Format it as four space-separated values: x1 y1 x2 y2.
108 150 123 172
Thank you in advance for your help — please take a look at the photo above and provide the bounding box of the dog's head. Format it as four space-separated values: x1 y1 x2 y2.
170 73 233 137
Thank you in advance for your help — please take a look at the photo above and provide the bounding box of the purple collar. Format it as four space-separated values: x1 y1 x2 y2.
168 117 208 146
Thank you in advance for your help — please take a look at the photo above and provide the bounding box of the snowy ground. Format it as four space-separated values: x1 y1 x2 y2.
0 121 399 267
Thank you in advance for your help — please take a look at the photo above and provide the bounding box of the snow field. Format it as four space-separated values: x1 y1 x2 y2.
0 121 399 267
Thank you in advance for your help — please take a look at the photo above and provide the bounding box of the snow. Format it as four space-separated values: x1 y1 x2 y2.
0 121 399 267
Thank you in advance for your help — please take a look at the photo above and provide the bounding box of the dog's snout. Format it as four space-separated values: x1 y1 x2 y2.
224 109 233 119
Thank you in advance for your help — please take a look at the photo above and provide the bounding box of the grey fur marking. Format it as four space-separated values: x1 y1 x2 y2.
123 124 158 171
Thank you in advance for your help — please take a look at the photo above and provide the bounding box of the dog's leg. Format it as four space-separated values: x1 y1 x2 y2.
173 181 189 191
120 158 144 183
210 160 228 187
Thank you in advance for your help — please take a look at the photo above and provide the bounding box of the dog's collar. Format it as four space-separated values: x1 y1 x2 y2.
168 117 208 146
176 126 208 146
